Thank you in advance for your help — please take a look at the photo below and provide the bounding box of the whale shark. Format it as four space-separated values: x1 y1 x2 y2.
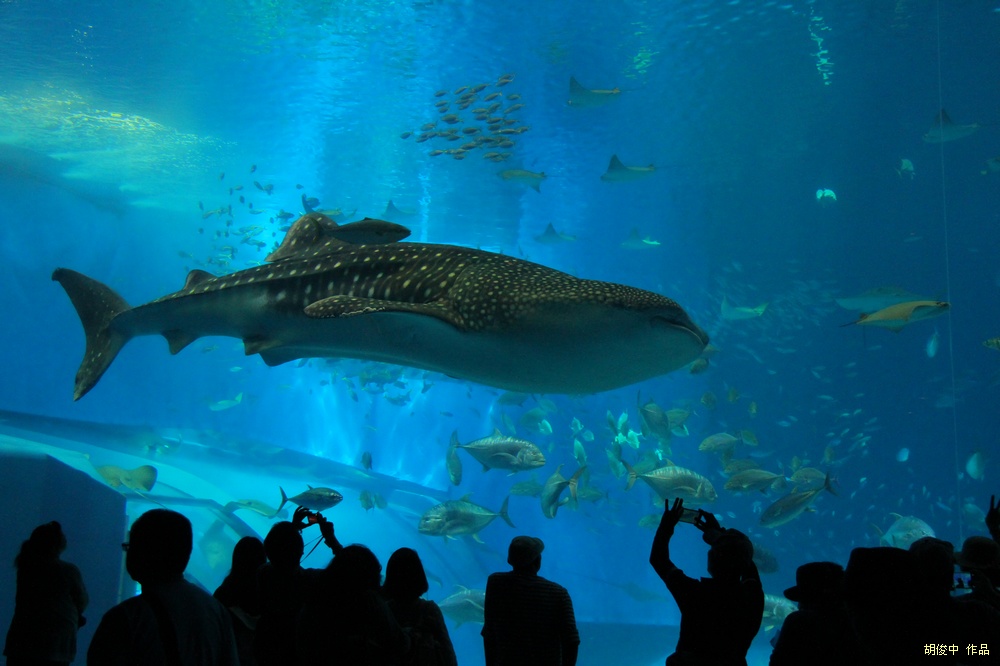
53 213 708 399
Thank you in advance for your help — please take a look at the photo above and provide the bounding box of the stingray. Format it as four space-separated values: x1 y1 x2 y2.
841 300 950 332
567 76 622 108
53 213 708 399
383 199 416 220
0 143 133 216
922 109 980 143
533 222 577 244
834 286 927 312
600 154 655 182
620 228 660 250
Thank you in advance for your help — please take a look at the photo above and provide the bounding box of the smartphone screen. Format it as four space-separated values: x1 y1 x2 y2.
679 508 699 524
952 571 973 596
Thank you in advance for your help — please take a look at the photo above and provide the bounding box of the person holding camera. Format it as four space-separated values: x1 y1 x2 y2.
254 506 343 666
649 498 763 666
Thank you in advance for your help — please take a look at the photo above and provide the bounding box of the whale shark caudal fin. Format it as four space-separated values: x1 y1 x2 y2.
51 268 133 401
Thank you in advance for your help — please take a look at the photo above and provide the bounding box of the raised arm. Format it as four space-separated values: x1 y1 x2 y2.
649 498 685 583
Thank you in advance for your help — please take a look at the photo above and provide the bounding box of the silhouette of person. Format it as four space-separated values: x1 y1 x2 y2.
768 562 862 666
649 498 763 666
254 507 341 666
3 521 88 666
296 544 409 665
986 494 1000 544
87 508 238 665
956 535 1000 611
482 535 579 666
382 547 457 666
214 536 267 665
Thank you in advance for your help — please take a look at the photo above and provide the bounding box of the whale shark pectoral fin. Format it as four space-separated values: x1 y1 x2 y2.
303 295 465 327
164 330 198 355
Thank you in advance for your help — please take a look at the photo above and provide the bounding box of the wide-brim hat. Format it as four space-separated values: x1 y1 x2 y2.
957 536 1000 571
784 561 844 602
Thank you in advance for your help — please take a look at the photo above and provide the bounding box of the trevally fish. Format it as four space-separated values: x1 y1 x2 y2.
418 495 514 541
759 473 834 528
54 213 708 399
452 429 546 473
439 586 485 626
622 459 717 506
540 464 586 519
874 513 935 549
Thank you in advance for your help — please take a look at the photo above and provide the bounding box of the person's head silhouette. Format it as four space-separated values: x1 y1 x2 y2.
125 509 192 585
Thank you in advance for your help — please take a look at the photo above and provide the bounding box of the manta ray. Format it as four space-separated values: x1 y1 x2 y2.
600 155 655 182
53 213 708 400
922 109 980 143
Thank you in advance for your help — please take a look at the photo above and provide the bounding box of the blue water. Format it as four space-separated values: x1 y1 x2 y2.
2 1 999 664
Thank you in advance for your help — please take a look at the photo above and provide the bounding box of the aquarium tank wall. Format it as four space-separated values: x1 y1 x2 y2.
1 1 998 664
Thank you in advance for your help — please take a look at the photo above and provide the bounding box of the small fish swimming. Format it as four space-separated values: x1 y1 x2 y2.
925 328 940 358
721 297 768 320
922 109 980 143
54 213 708 398
208 392 243 411
361 451 373 471
896 158 915 179
498 168 546 192
600 155 655 182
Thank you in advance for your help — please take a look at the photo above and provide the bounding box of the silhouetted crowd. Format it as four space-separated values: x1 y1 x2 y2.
5 494 1000 665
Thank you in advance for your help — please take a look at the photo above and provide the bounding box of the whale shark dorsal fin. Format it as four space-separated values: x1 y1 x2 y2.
608 154 626 171
266 212 336 262
935 109 953 126
569 76 586 93
183 270 216 291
